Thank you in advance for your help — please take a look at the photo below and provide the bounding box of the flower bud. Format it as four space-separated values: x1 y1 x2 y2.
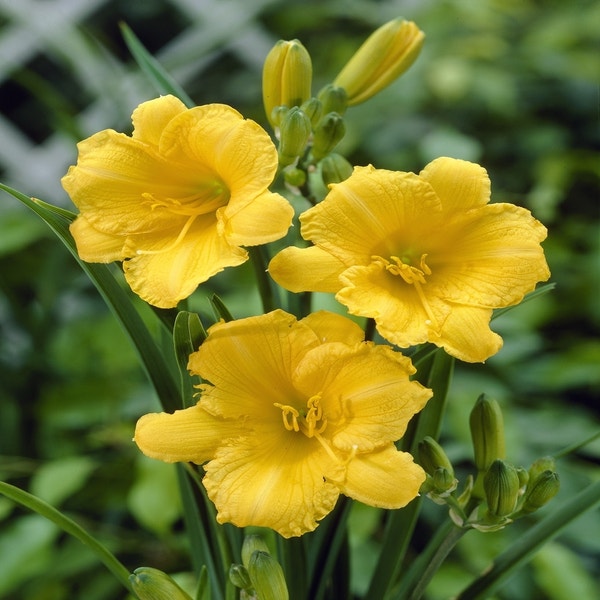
484 460 520 518
333 19 424 105
241 534 271 568
263 39 312 128
320 153 353 185
248 551 289 600
311 112 346 160
470 394 505 474
278 107 312 166
229 563 254 591
300 97 323 127
129 567 192 600
284 167 307 188
317 84 348 116
528 456 556 484
521 470 560 514
418 436 454 477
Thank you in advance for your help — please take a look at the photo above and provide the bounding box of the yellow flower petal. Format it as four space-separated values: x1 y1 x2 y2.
431 203 550 307
300 165 441 264
204 428 340 538
220 190 294 246
268 245 346 293
70 215 124 262
293 342 430 451
339 444 425 509
62 130 204 235
337 261 451 349
123 217 247 308
132 95 188 146
434 305 502 363
419 156 491 216
159 104 279 205
300 310 365 345
133 404 244 464
188 310 319 420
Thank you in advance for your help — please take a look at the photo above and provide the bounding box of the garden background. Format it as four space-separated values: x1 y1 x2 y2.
0 0 598 598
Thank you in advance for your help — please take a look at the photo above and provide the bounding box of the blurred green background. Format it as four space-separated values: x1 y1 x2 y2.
0 0 598 598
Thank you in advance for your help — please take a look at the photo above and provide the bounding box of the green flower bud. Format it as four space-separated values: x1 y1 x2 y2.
484 460 520 518
229 563 254 591
470 394 506 473
300 97 323 127
284 167 307 188
129 567 192 600
320 153 353 185
432 467 457 493
278 107 312 166
528 456 556 484
516 466 529 489
270 105 289 128
333 19 424 106
418 436 454 478
248 551 289 600
241 534 271 568
316 84 348 116
311 112 346 160
521 470 560 514
263 39 312 128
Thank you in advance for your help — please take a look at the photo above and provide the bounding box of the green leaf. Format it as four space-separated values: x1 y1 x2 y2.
492 283 556 320
127 456 181 535
119 22 194 107
0 481 134 595
0 184 180 413
30 456 97 507
209 294 235 323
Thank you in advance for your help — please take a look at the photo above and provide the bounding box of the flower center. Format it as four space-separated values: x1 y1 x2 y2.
372 253 439 330
274 394 327 438
136 181 230 256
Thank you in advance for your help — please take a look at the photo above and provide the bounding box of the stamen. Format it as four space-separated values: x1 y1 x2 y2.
372 253 439 331
136 214 198 255
273 403 300 432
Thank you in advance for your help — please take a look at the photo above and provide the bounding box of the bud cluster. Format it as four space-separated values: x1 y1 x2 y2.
229 534 289 600
261 19 424 195
419 394 560 533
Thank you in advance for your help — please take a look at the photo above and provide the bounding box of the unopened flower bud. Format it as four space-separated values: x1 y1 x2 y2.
278 107 312 166
300 97 323 127
528 456 556 484
521 470 560 514
484 460 520 518
241 534 271 568
333 19 424 106
229 563 254 591
317 84 348 116
418 436 454 478
470 394 505 473
311 112 346 160
284 167 307 188
248 551 289 600
129 567 192 600
263 39 312 128
432 467 457 494
320 153 353 185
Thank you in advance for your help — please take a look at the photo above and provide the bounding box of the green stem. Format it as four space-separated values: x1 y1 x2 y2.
0 481 135 596
367 350 455 600
457 479 600 599
394 520 467 600
249 246 278 313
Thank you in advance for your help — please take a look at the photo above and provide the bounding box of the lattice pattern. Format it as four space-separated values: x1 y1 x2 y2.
0 0 281 203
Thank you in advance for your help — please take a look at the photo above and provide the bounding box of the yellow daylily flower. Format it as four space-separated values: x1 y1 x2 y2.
269 158 550 362
134 309 431 538
62 95 294 308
